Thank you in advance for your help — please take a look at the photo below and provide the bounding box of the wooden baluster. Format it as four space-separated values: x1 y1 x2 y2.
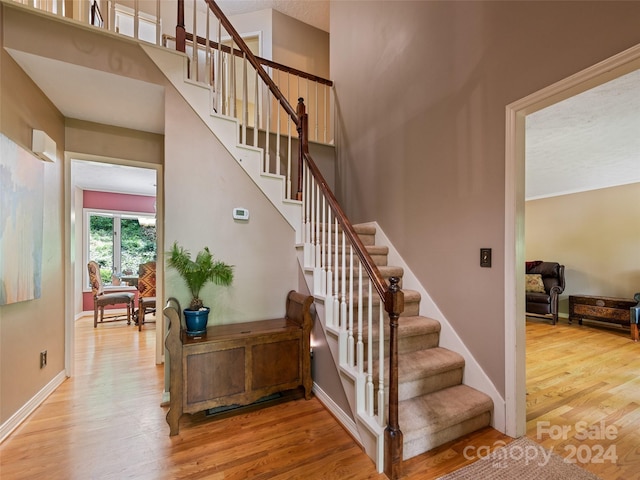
324 84 327 143
378 305 385 426
265 77 271 171
384 276 404 480
321 195 327 296
347 245 354 367
341 230 347 321
155 0 161 46
314 182 321 295
309 174 315 270
367 281 374 416
296 98 308 201
205 8 211 85
275 70 281 176
223 50 229 115
325 207 333 326
176 0 186 53
287 116 292 198
242 53 248 144
230 40 236 118
191 0 197 81
133 0 139 40
339 237 348 362
253 69 259 147
304 162 311 268
315 82 319 142
333 216 340 326
216 19 222 112
357 262 364 374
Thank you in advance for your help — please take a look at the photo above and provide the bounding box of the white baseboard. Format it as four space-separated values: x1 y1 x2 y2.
0 370 67 444
312 382 361 444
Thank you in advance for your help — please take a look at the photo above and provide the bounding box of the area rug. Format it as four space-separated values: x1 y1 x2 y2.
437 436 602 480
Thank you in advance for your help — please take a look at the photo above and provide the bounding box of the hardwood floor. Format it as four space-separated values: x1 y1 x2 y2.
525 318 640 480
1 316 636 479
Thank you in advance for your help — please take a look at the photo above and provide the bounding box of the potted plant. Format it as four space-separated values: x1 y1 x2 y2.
167 241 234 335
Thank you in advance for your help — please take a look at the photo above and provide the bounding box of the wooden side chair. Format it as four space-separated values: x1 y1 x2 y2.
137 261 157 331
87 261 135 328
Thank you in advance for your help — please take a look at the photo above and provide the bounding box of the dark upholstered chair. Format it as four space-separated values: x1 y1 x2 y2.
137 261 156 331
87 261 135 328
631 293 640 342
525 261 566 325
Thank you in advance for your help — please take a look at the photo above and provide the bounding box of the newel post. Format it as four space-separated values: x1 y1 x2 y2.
296 98 309 201
384 277 404 479
176 0 186 53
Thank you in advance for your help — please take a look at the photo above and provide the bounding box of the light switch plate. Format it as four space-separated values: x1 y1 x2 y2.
480 248 492 268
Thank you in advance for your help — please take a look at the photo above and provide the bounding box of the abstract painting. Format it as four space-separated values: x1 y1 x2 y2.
0 133 44 305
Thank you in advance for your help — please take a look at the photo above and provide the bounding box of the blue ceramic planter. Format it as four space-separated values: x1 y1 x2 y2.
184 307 210 336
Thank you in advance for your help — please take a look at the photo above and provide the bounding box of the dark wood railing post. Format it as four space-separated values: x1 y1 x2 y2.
296 98 309 201
384 276 404 479
176 0 186 52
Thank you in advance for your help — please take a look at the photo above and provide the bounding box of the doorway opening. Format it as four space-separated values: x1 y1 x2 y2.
66 157 164 377
504 43 640 438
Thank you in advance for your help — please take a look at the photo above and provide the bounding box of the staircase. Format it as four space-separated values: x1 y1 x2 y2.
307 223 493 463
38 0 495 473
141 26 494 477
139 20 495 476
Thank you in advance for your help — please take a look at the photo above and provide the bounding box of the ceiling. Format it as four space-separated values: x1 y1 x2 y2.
525 68 640 200
217 0 330 32
6 4 639 200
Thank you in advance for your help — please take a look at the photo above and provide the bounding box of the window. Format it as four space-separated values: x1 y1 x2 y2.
84 209 156 288
114 4 158 44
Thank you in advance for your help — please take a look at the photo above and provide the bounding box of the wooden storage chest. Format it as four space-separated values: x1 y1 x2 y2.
569 294 638 341
164 291 314 435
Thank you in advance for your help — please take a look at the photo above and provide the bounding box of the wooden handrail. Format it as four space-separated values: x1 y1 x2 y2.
300 149 388 301
181 32 333 87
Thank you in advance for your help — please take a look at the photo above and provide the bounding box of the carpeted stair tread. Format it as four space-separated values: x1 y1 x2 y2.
362 316 441 356
352 223 377 235
348 289 421 316
399 384 493 442
329 244 388 255
364 315 440 341
397 347 464 383
369 348 464 399
335 265 403 281
349 288 421 305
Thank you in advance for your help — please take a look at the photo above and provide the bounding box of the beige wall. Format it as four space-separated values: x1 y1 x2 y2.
272 10 329 79
0 8 66 423
164 85 298 323
66 119 164 165
330 1 640 395
526 183 640 314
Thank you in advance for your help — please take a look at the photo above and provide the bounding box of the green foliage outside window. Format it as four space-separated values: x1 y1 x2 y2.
89 213 156 285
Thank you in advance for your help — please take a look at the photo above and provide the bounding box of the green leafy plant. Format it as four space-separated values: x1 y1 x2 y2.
167 241 234 310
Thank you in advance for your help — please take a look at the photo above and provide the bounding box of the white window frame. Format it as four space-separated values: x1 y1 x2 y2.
83 208 155 291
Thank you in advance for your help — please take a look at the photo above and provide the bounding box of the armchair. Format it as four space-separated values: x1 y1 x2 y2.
137 261 156 331
525 261 566 325
631 293 640 342
87 261 135 328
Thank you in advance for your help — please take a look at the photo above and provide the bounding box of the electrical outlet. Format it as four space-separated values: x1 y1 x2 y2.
40 350 47 368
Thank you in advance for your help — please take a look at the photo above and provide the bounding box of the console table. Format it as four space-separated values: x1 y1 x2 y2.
164 291 314 435
569 294 638 341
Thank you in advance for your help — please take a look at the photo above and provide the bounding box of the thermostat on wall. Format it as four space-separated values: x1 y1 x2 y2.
232 207 250 221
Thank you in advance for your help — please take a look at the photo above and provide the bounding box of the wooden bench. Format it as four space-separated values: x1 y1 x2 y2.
164 291 314 435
